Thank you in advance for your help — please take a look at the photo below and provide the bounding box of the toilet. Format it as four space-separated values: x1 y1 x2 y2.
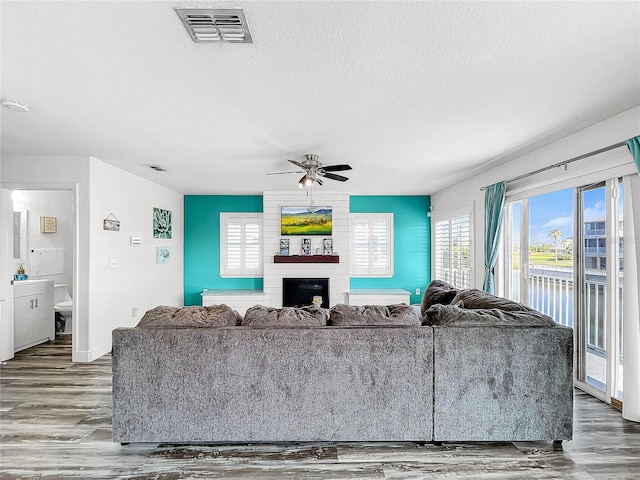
54 284 73 334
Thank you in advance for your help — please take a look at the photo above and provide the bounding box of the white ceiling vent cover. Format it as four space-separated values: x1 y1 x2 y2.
175 8 252 44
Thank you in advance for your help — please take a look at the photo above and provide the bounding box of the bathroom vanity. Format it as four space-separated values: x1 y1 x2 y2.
14 279 55 352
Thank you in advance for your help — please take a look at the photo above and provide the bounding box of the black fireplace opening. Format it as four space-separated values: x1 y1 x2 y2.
283 278 329 309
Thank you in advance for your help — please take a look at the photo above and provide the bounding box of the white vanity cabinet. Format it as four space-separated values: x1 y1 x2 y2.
14 279 55 352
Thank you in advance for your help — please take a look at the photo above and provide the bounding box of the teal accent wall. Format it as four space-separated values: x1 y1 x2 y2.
350 196 431 304
184 196 263 306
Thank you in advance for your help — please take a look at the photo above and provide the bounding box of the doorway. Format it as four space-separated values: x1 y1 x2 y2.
6 186 78 358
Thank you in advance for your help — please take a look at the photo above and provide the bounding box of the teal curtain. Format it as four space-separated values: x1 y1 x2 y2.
483 181 507 293
626 136 640 173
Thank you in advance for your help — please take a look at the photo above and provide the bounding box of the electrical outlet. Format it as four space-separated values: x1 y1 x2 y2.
132 307 138 317
415 288 421 296
110 258 119 269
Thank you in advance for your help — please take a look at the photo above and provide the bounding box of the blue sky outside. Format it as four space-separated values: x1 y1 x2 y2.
511 184 622 246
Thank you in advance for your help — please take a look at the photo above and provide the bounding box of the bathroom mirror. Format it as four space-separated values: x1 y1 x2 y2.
13 209 28 264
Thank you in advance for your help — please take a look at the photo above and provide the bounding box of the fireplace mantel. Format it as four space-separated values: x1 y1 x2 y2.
274 255 339 264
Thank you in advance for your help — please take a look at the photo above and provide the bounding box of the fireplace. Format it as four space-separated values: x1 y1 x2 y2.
283 278 329 309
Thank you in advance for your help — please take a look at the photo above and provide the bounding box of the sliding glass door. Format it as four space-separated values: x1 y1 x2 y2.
504 188 574 328
576 180 624 403
504 178 624 406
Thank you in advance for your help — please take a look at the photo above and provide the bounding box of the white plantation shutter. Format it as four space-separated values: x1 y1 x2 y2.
433 213 471 288
244 222 261 270
434 220 450 282
226 222 242 270
220 213 262 277
353 222 370 274
351 214 393 276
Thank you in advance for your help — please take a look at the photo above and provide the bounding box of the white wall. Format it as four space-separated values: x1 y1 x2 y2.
11 190 74 290
87 157 183 358
1 155 183 361
430 106 640 288
262 191 350 307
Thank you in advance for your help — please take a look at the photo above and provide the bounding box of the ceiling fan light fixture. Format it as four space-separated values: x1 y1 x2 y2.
299 175 315 188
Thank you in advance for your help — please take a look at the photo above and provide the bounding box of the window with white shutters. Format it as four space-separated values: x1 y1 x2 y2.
220 213 262 277
350 213 393 277
433 213 471 288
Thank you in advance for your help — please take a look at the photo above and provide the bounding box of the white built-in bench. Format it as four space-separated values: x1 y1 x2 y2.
201 288 413 316
201 289 265 316
346 289 411 306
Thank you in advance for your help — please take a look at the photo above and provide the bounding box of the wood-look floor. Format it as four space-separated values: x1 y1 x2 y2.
2 336 640 480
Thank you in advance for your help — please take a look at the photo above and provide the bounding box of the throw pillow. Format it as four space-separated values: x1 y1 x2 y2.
422 303 556 327
329 303 420 326
242 305 328 327
137 304 241 327
420 280 460 316
450 288 534 312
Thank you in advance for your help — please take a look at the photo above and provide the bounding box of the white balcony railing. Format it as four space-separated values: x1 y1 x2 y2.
515 267 623 353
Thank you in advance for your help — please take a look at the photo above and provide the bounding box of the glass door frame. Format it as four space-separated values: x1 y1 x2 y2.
574 179 623 406
502 198 529 304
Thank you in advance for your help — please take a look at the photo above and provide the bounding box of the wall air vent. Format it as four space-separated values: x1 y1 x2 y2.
144 164 168 172
175 8 253 44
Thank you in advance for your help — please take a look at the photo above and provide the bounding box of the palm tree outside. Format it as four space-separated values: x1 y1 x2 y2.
548 229 563 262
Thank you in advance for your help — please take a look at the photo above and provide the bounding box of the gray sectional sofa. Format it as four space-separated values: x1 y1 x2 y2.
112 282 573 445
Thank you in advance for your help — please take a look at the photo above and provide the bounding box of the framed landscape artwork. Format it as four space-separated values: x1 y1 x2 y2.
281 206 332 236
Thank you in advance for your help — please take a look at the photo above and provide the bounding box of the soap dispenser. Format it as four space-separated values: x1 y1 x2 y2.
17 264 25 274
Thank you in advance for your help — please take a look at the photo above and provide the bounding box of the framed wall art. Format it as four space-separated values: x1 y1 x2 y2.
280 206 332 236
153 207 172 239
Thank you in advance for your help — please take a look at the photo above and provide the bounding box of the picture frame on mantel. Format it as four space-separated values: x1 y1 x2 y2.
301 238 311 255
323 238 333 255
279 238 290 256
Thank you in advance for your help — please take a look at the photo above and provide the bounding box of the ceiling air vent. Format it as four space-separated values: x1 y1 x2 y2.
175 8 252 44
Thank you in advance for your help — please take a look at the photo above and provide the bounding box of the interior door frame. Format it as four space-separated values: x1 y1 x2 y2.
1 182 79 361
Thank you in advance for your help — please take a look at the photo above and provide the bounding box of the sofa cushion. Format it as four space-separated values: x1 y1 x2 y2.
242 305 328 327
137 304 241 328
422 303 556 327
421 280 460 316
329 303 420 326
451 288 534 312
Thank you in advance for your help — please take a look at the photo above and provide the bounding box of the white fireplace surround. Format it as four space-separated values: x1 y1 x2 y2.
262 191 350 308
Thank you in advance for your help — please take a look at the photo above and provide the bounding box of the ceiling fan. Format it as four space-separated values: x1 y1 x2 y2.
268 154 352 187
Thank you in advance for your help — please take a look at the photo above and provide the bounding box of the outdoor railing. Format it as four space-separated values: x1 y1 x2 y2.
529 269 574 328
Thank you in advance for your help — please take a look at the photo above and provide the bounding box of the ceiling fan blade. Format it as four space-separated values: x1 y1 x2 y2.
266 170 304 175
316 177 323 186
322 172 349 182
287 159 306 169
321 164 352 172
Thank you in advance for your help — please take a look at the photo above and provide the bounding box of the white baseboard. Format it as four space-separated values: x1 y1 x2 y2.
74 341 111 363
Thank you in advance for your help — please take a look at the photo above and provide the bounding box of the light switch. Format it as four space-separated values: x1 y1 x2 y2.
415 288 421 295
110 258 119 269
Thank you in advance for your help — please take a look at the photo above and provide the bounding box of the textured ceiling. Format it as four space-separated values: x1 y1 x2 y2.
1 1 639 195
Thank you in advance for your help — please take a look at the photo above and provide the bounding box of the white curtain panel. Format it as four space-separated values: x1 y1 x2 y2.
623 173 640 422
